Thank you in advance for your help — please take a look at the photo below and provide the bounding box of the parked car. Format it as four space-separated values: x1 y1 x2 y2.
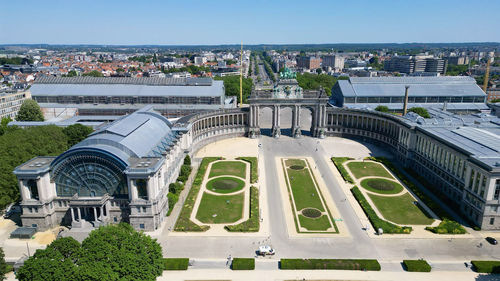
486 237 498 245
257 245 275 256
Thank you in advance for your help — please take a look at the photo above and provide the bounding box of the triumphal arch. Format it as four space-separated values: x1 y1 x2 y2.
248 68 329 138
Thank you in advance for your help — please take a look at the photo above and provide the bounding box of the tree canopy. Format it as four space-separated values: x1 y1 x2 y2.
0 125 69 209
82 70 104 77
62 124 93 147
375 105 390 113
296 73 348 96
17 224 163 281
408 107 431 118
214 75 253 103
16 99 44 122
1 247 9 280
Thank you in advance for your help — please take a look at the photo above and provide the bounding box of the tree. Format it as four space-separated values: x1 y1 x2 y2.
65 70 77 77
17 224 163 281
408 107 431 118
16 99 44 121
62 124 93 147
375 105 389 113
0 117 14 136
214 76 253 103
82 70 103 77
0 247 9 280
0 125 68 210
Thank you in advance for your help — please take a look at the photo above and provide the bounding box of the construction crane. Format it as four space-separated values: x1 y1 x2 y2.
483 56 491 93
240 42 243 108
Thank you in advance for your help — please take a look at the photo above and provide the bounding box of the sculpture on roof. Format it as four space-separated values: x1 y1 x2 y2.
279 67 296 80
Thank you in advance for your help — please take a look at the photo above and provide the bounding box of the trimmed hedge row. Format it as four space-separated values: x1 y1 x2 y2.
331 157 355 184
471 260 500 273
174 157 221 231
163 258 189 270
403 259 431 272
237 157 258 183
366 157 466 234
231 258 255 270
225 186 260 232
280 259 381 271
351 186 412 234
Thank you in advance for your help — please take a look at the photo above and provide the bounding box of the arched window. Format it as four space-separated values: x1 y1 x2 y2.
27 179 39 200
136 179 148 200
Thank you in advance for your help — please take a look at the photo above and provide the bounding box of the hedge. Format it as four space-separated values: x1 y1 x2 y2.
174 157 221 231
163 258 189 270
166 156 192 216
237 157 258 183
471 260 500 273
331 157 355 184
225 186 260 232
403 260 431 272
351 186 412 234
366 157 466 234
280 259 381 271
231 258 255 270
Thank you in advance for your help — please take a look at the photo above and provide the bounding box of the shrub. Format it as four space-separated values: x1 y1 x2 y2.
177 165 192 184
425 219 466 234
166 193 179 216
174 157 221 231
408 107 430 118
280 259 381 271
403 260 431 272
331 157 355 184
351 186 412 234
163 258 189 270
366 157 467 234
225 186 260 232
231 258 255 270
375 105 389 113
237 157 258 183
471 261 500 273
183 155 191 166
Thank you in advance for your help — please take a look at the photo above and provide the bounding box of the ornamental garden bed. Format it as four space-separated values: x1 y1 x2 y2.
206 177 245 194
360 178 404 195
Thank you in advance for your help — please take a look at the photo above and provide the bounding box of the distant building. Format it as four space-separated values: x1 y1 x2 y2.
322 55 345 72
194 56 207 66
445 56 470 65
0 89 31 119
384 55 447 74
330 76 487 114
296 56 321 70
30 76 234 118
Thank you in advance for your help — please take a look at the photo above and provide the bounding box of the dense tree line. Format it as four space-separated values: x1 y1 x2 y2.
214 75 253 103
162 65 209 75
0 123 93 210
296 73 348 96
261 56 276 82
0 57 34 65
16 224 163 281
82 70 104 77
445 64 468 76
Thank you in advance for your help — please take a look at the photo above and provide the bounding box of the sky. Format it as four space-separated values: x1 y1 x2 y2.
1 0 499 45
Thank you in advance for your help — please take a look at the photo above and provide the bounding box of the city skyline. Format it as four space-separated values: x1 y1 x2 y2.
2 0 500 45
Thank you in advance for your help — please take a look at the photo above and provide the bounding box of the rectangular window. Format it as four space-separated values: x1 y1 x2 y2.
114 217 118 222
494 180 500 200
490 218 495 225
140 224 145 229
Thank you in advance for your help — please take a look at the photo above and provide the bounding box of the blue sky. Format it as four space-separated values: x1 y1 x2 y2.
1 0 499 45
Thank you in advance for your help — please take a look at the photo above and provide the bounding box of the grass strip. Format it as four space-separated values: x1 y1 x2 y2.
403 260 431 272
174 157 221 231
351 186 412 234
280 259 381 271
231 258 255 270
225 186 260 232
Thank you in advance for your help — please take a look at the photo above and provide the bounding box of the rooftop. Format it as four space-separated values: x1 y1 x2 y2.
35 75 213 86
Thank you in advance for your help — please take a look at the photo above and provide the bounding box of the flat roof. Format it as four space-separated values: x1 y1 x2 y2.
35 75 213 86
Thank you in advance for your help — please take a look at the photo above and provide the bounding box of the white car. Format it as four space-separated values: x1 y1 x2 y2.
258 245 275 256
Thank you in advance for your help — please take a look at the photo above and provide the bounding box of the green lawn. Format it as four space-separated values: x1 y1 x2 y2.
196 192 244 224
360 178 404 194
206 177 245 194
298 215 332 231
285 163 324 211
209 161 246 178
368 193 434 225
346 161 394 179
285 159 306 167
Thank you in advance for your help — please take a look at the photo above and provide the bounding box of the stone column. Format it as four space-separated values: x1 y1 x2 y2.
292 106 301 138
77 207 81 222
272 105 280 138
70 208 75 222
93 207 98 222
